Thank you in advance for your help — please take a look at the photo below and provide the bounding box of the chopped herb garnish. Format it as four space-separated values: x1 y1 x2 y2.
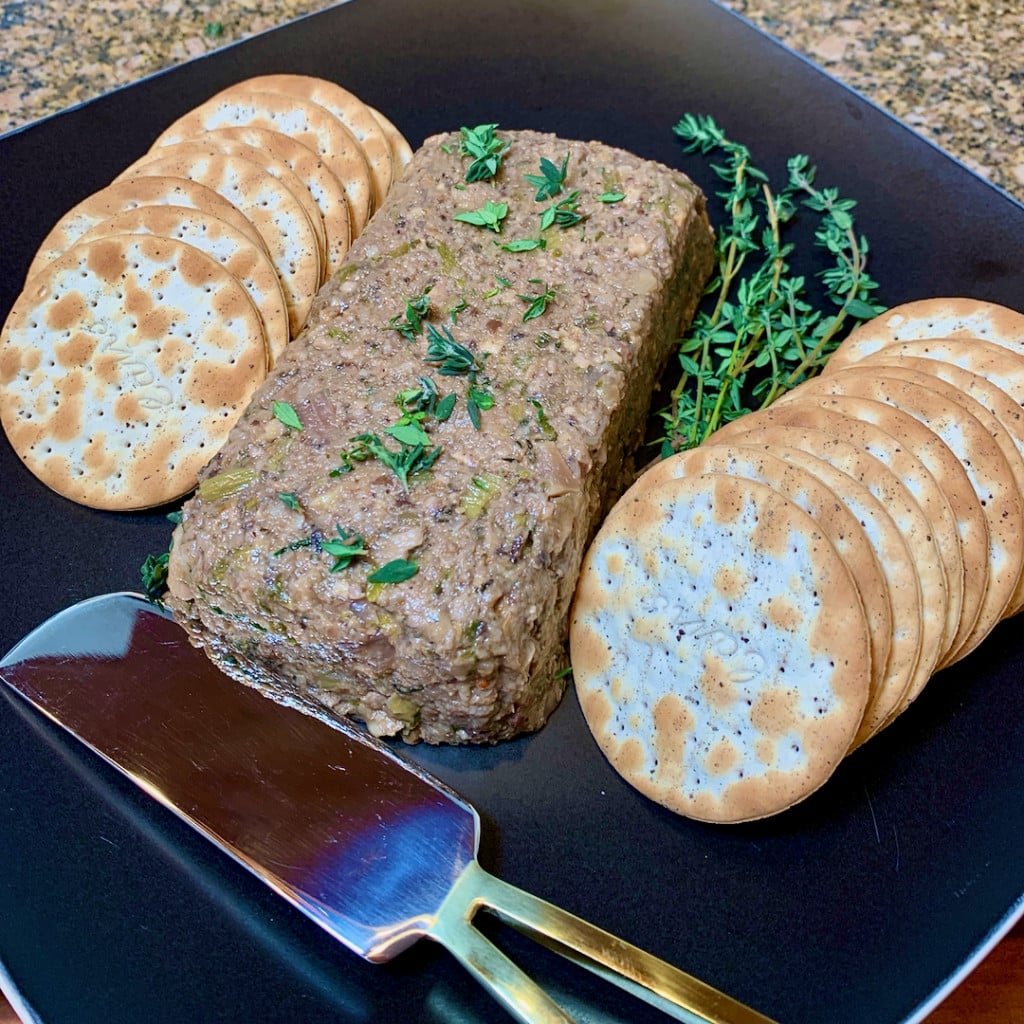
540 190 585 230
454 199 509 233
334 432 442 491
139 511 182 603
529 397 558 440
497 237 546 252
273 400 303 431
385 285 433 340
396 377 437 416
386 420 432 447
273 536 313 556
278 491 300 510
597 190 626 203
425 322 483 377
518 280 557 322
273 525 365 572
524 153 569 201
467 386 495 430
395 376 457 423
435 392 457 421
459 124 510 183
204 21 223 39
320 526 366 573
368 559 419 584
393 376 457 434
424 323 493 428
482 276 512 299
449 298 469 322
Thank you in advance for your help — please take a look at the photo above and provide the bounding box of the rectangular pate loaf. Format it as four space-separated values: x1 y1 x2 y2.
166 128 714 744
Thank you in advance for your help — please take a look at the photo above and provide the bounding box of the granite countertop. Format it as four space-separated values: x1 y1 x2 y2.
0 4 1021 1024
1 0 1022 205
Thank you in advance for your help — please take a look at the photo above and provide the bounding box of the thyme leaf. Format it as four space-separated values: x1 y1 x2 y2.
368 559 419 584
424 322 483 377
333 432 441 492
497 237 546 252
272 400 303 431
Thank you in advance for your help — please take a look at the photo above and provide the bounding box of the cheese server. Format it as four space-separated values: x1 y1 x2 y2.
0 593 775 1024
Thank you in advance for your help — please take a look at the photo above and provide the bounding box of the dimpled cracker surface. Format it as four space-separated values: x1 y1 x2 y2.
121 148 323 336
76 204 289 366
636 443 892 749
570 472 870 823
0 234 267 510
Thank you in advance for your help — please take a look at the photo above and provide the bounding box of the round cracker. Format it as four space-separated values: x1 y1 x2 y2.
852 340 1024 460
711 424 931 733
75 204 289 367
715 405 951 690
808 365 1024 658
123 138 329 273
857 347 1024 616
826 297 1024 373
185 126 352 273
121 148 322 336
368 105 414 174
773 384 984 667
224 74 393 210
854 337 1024 411
571 472 871 823
26 175 267 281
638 444 891 749
0 234 267 510
778 387 987 667
152 90 374 236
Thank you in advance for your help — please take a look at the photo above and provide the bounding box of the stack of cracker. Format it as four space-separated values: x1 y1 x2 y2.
570 297 1024 823
0 75 411 512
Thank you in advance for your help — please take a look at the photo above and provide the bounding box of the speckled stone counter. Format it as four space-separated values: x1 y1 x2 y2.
1 0 1021 204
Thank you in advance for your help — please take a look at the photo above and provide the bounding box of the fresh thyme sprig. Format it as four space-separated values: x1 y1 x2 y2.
657 114 885 455
320 526 366 572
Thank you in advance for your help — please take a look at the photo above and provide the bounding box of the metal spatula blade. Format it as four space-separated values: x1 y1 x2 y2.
0 593 776 1024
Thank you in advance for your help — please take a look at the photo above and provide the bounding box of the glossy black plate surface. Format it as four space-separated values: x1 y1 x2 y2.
1 1 1022 1022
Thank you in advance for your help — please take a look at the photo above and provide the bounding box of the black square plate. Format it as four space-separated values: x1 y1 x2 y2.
1 2 1022 1022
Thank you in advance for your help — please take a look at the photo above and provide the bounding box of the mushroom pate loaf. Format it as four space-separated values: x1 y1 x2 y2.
166 128 714 744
